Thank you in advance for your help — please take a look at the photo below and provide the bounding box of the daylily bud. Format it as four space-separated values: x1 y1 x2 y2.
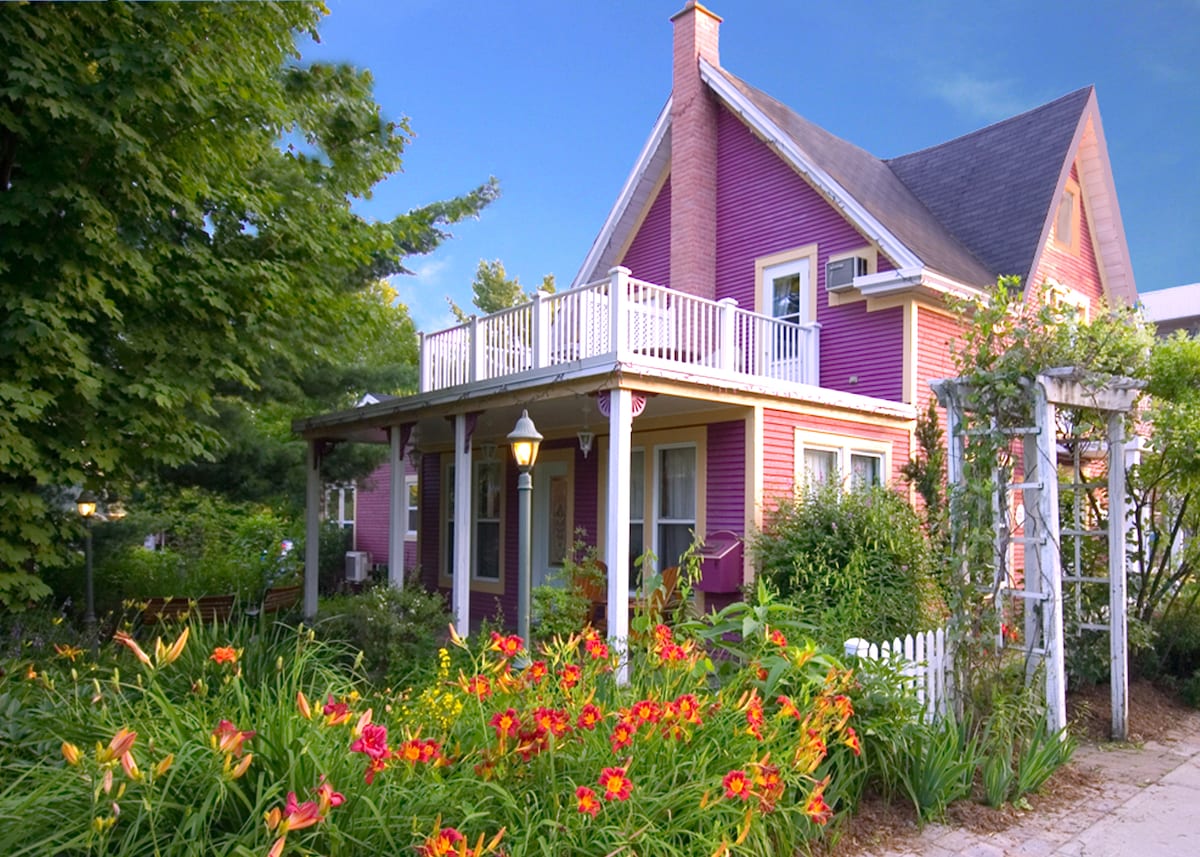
296 690 313 720
229 753 253 780
61 742 82 766
154 754 174 777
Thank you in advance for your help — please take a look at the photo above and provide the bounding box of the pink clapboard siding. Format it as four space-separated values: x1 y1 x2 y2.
621 177 672 288
353 461 417 572
1032 165 1104 304
761 408 912 506
714 107 904 401
706 419 745 535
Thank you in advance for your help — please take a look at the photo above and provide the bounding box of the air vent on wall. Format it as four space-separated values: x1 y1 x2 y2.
825 256 867 292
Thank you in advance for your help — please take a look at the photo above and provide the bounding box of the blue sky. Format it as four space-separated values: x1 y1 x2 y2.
306 1 1199 332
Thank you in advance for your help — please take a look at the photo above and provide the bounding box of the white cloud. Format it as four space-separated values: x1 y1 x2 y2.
929 72 1031 122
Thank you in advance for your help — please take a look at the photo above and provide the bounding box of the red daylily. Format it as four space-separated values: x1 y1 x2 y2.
576 785 601 817
576 703 603 731
609 718 636 751
212 720 255 757
599 766 633 801
675 693 703 725
526 660 548 684
460 674 492 699
843 726 862 756
489 708 520 740
489 632 524 659
350 723 390 760
744 691 765 740
584 636 609 660
630 698 661 724
769 628 788 647
417 827 465 857
722 769 752 800
315 778 345 813
559 663 581 690
777 694 802 720
210 646 238 665
322 695 352 726
804 780 833 825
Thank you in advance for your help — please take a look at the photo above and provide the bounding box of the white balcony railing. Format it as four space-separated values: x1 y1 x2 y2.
418 267 821 393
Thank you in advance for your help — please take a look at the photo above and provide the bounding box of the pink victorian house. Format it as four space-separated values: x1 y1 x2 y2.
294 3 1136 638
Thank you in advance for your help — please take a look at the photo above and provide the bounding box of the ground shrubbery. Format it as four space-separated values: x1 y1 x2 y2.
752 483 945 648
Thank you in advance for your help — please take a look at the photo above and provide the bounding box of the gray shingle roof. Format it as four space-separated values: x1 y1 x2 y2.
887 87 1094 287
715 68 1092 289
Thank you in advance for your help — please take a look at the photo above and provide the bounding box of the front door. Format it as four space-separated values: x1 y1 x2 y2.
532 458 571 589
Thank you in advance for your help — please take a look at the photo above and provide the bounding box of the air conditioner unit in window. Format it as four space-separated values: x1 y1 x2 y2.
825 256 867 292
345 551 370 583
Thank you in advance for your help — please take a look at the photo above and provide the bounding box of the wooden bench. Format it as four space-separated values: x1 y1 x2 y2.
141 594 236 624
260 584 301 615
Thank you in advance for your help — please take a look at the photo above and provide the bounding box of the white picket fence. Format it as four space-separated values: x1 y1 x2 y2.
844 628 952 722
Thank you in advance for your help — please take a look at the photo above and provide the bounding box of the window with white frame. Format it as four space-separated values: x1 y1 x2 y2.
656 445 697 570
473 460 502 581
795 430 888 491
404 474 419 540
629 448 646 588
324 483 356 531
442 461 503 582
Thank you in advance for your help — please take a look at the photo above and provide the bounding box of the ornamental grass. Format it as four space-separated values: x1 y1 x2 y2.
0 598 865 856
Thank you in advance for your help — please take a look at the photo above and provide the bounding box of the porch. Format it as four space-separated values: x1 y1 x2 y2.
419 266 821 393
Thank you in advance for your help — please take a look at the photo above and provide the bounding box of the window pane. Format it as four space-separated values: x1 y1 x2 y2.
342 488 355 521
629 450 645 523
629 523 644 589
850 453 882 489
772 274 802 322
657 523 693 570
407 480 419 534
476 522 500 580
476 462 501 519
803 448 838 485
659 447 696 519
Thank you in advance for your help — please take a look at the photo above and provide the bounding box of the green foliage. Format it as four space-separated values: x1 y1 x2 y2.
0 594 866 856
0 2 497 572
900 720 975 820
752 483 943 648
448 258 556 322
45 488 298 616
316 581 451 690
0 570 52 612
901 397 948 545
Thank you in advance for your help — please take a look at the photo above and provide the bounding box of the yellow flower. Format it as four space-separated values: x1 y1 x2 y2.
154 627 189 667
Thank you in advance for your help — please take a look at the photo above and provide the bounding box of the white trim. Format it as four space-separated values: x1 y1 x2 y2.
572 98 673 288
700 59 924 272
793 428 890 491
854 266 986 302
404 474 419 541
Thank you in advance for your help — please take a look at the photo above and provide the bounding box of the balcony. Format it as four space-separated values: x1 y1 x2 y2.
418 267 820 393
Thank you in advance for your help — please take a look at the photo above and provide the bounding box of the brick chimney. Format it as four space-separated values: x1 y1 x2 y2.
670 2 721 300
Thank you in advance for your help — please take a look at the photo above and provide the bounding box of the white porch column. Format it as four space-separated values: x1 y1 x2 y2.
388 426 408 588
609 266 630 356
1033 382 1066 734
304 440 322 621
718 298 738 372
1108 413 1129 741
453 414 473 636
605 388 633 683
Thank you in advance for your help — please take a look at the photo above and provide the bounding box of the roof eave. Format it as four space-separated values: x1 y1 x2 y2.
853 267 987 302
572 98 673 288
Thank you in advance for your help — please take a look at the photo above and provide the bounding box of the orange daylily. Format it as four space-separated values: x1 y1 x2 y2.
210 646 238 665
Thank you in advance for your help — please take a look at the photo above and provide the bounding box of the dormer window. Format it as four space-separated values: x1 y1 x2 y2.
1053 177 1081 254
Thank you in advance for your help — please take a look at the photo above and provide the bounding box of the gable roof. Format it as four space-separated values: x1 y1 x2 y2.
887 87 1093 288
575 61 1136 302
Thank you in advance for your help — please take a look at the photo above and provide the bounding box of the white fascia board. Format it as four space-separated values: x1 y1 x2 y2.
700 59 923 272
855 267 986 301
571 98 673 288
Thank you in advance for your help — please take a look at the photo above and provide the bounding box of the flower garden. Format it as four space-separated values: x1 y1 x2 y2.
0 585 952 857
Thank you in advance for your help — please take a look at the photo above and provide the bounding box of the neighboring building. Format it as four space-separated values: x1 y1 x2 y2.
1140 283 1200 337
296 3 1135 635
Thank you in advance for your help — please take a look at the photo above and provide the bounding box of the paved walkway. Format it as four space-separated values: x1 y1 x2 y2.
861 712 1200 857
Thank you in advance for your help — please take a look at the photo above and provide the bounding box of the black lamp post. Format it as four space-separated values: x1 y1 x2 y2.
507 410 542 647
76 490 98 654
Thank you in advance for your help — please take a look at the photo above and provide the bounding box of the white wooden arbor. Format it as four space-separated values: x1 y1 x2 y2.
933 367 1142 740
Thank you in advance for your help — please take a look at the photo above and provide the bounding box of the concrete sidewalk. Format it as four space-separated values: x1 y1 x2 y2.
861 711 1200 857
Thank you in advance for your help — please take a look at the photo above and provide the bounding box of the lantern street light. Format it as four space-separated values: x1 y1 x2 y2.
507 410 542 648
76 490 98 654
